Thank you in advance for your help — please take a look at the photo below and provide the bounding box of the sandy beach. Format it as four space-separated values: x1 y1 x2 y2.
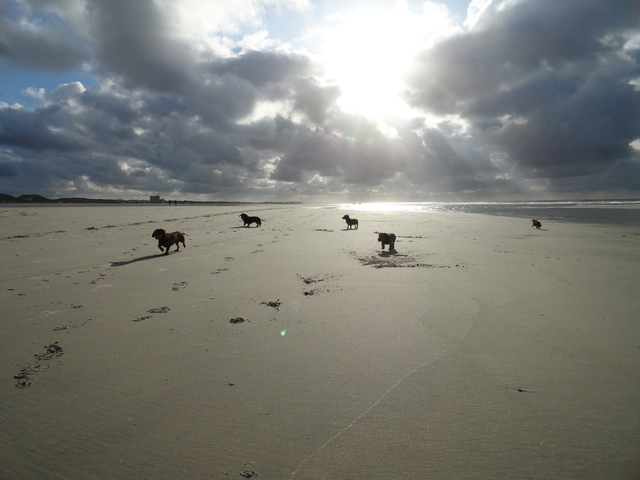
1 204 639 479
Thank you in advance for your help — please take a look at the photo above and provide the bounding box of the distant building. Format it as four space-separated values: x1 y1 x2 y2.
150 195 164 203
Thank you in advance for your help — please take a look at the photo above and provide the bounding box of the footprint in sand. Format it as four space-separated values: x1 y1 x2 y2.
14 342 64 388
225 257 234 261
147 306 170 314
297 273 341 297
133 316 152 322
212 268 229 275
261 300 281 310
172 282 188 291
53 318 92 331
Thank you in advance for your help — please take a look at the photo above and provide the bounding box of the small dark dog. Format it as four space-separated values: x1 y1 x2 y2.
378 232 396 251
152 229 186 255
531 219 542 229
240 213 261 227
342 215 358 230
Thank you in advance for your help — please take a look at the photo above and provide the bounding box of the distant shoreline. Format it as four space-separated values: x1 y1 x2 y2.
0 193 302 205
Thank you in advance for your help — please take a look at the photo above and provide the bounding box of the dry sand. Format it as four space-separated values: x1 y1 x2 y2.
1 204 639 479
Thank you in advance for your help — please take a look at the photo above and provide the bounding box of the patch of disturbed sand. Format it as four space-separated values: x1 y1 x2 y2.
172 281 188 291
53 318 92 331
350 250 468 269
133 306 171 322
297 273 341 296
14 342 64 388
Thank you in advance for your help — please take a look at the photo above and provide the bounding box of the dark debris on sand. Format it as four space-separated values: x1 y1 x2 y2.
356 254 447 269
261 300 281 310
297 274 324 285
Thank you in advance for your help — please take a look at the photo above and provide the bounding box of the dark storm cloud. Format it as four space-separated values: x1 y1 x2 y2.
268 113 418 187
0 73 284 198
292 78 341 124
86 0 194 91
202 52 333 127
407 0 640 111
269 120 345 182
212 50 317 87
0 4 87 70
81 88 139 125
404 0 640 194
0 102 88 152
185 74 258 129
488 75 640 171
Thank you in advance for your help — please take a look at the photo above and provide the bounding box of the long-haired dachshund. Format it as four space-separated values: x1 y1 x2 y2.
240 213 261 227
342 215 358 230
531 219 542 229
152 229 186 255
378 232 396 251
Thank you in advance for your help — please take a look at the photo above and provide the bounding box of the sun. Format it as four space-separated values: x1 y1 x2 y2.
321 3 451 121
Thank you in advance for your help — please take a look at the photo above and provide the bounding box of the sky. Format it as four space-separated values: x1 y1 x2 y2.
1 0 640 202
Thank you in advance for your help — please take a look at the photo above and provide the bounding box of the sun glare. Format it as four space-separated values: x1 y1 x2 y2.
322 3 451 121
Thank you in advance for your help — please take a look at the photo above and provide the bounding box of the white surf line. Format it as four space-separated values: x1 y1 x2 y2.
290 324 474 478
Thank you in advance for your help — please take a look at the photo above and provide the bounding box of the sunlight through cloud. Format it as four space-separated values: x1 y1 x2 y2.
321 1 452 120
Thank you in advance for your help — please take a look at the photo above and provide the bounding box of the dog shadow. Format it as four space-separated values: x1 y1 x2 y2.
111 254 166 267
378 250 397 257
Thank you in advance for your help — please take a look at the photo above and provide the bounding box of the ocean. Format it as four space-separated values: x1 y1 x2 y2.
332 200 640 227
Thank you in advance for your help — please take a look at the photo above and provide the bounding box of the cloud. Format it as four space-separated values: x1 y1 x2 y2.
0 0 639 200
84 0 196 91
213 50 316 86
0 2 88 71
404 0 640 194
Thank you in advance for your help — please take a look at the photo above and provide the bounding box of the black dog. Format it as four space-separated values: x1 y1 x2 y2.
531 219 542 229
342 215 358 230
240 213 262 227
152 229 186 255
378 232 396 251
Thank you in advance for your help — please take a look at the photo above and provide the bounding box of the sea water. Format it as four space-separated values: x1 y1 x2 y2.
332 200 640 227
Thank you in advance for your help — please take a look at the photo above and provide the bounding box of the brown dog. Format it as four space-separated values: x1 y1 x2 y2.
378 232 396 251
342 215 358 230
240 213 261 227
152 228 186 255
531 219 542 229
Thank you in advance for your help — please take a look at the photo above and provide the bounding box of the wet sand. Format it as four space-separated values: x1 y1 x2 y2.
1 204 639 479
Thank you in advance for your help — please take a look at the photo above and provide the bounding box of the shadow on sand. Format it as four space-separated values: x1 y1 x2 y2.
378 250 397 257
111 254 167 267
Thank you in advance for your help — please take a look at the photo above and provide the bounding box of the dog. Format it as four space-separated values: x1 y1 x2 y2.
240 213 261 227
531 219 542 229
152 228 186 255
342 215 358 230
378 232 396 251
